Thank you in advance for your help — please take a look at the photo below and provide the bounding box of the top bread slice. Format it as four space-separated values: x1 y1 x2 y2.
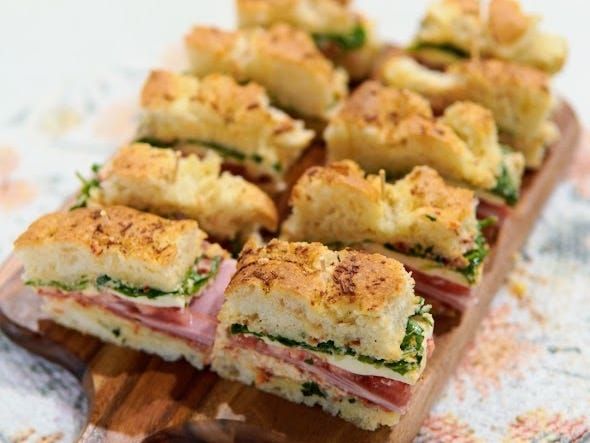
14 206 205 293
281 161 480 270
377 54 555 168
411 0 567 74
184 24 349 120
236 0 379 80
90 143 278 240
219 239 417 362
138 71 314 185
325 80 524 194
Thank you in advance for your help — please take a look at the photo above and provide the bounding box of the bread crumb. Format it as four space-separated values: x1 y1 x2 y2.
215 403 246 421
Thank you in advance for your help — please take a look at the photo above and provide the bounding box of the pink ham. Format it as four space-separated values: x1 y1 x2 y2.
229 334 435 413
407 265 475 311
38 258 237 350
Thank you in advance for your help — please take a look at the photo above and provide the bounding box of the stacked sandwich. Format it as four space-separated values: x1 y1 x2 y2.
12 0 567 432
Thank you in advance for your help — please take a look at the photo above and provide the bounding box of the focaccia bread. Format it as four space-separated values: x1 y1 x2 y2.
185 24 349 120
281 161 488 310
411 0 567 74
14 205 237 368
325 81 524 203
236 0 379 80
377 54 556 168
282 161 482 276
86 143 278 240
212 239 434 429
138 70 314 188
14 206 204 294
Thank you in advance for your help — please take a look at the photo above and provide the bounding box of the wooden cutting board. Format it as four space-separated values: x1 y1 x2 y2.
0 101 580 443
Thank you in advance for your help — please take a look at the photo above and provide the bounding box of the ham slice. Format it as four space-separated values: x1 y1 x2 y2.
407 265 474 311
229 334 434 413
39 258 237 350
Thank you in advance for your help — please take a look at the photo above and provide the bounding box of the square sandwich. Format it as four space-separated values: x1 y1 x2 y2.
14 206 237 369
212 239 434 430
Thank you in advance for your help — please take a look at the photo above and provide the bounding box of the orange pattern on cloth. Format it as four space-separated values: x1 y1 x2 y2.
504 408 590 442
453 304 538 398
416 413 481 443
0 147 36 211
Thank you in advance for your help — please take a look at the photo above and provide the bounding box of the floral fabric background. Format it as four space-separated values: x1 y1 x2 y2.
1 3 590 442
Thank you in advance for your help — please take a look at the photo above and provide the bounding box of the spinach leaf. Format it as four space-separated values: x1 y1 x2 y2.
408 42 469 58
313 24 366 51
491 163 519 205
301 382 326 398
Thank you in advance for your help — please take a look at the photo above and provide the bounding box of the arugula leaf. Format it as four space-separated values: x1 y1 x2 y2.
134 137 282 171
313 24 366 51
25 277 89 292
229 297 432 376
408 42 469 58
301 382 326 398
97 256 221 299
491 163 519 205
478 216 498 230
70 164 101 210
30 256 222 301
457 233 488 284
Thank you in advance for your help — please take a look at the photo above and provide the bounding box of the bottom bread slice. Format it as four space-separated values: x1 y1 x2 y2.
212 340 401 430
43 296 208 369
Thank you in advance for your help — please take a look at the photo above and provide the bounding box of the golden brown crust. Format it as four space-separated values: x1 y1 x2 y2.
184 26 238 57
449 58 549 92
103 142 179 182
487 0 529 44
326 81 505 190
138 70 314 182
389 165 475 235
14 206 203 267
184 24 348 120
230 239 411 314
96 143 279 238
337 80 433 127
282 160 479 268
290 160 381 207
251 24 338 80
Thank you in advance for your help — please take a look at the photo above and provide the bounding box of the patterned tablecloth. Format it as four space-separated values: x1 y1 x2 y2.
0 67 589 443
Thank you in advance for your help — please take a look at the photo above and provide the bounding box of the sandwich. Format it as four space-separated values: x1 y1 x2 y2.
281 161 488 311
212 239 434 430
74 143 278 241
184 24 349 120
375 54 557 168
235 0 379 80
324 80 525 215
13 206 237 369
137 70 314 191
409 0 567 74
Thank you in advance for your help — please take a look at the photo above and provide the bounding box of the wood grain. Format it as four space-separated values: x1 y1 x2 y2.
0 101 580 443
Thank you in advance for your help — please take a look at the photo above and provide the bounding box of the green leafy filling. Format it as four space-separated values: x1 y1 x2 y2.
301 381 326 398
457 233 488 284
230 298 432 376
384 232 489 285
408 41 470 59
26 256 221 300
490 162 519 205
312 24 366 51
70 163 101 210
135 137 281 171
